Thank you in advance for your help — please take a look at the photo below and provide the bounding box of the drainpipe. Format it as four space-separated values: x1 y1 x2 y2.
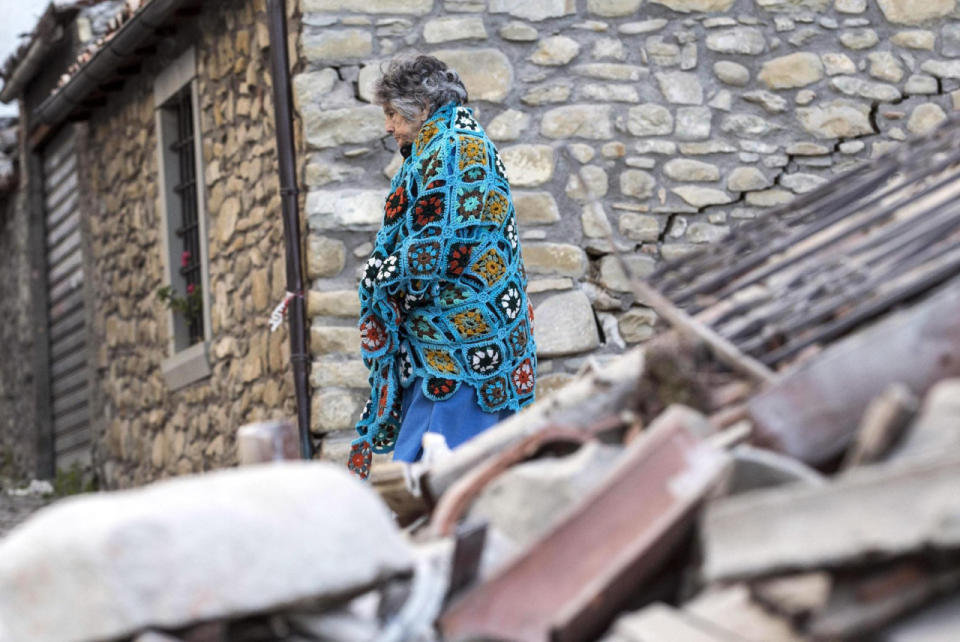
266 0 313 459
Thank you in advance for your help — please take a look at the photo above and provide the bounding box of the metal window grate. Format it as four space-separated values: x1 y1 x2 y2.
167 85 203 345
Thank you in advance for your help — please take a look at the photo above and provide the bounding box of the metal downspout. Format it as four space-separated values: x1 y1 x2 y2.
266 0 313 459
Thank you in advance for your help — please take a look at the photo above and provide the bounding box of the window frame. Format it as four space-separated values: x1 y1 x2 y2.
154 47 212 390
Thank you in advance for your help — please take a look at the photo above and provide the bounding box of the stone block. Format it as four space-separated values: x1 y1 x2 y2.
620 169 657 199
312 389 364 432
907 102 948 135
655 72 703 105
599 255 657 292
501 145 555 186
301 28 373 61
727 167 772 192
292 69 338 112
304 0 432 11
706 27 766 55
423 16 487 43
650 0 736 10
522 84 572 106
714 61 750 86
310 326 361 355
868 51 905 82
943 23 960 56
627 104 674 136
781 173 827 193
587 0 644 16
310 357 370 389
675 106 712 140
514 191 561 225
0 464 412 642
306 235 346 279
306 190 385 231
672 186 733 208
822 52 856 75
433 49 512 102
618 212 662 242
565 165 609 201
487 109 531 141
839 29 879 50
892 30 936 50
835 0 866 10
581 202 613 238
572 63 649 81
303 105 383 149
307 290 361 318
664 159 720 182
524 243 588 278
579 83 639 102
541 104 613 139
877 0 955 25
906 74 939 95
798 99 874 139
499 21 538 41
756 0 829 8
619 19 669 34
746 188 794 207
619 307 657 343
758 52 824 89
921 59 960 78
529 36 581 66
721 112 782 137
534 290 601 357
488 0 576 21
831 76 902 102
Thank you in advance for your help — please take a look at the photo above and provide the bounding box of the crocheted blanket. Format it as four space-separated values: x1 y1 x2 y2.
348 101 537 479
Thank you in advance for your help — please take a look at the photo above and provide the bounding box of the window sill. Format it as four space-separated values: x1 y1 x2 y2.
161 341 211 391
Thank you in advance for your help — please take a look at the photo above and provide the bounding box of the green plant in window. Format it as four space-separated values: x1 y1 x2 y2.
156 283 203 325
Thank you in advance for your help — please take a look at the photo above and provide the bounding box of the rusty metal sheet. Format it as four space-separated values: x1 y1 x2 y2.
749 282 960 466
438 411 729 642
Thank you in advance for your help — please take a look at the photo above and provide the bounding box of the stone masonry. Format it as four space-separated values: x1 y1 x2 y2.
294 0 960 462
83 0 295 487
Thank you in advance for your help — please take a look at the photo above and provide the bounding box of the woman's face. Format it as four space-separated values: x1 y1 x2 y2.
383 103 429 149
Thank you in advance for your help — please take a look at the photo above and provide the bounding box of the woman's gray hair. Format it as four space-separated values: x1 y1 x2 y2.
374 55 468 120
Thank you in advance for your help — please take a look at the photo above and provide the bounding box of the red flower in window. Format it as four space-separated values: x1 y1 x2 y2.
181 250 191 268
447 243 473 277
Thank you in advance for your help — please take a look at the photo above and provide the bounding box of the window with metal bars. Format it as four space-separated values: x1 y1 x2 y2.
163 85 203 346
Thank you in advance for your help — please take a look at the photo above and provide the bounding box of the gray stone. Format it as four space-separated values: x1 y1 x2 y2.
357 64 381 103
618 212 662 241
687 222 730 243
620 169 657 199
293 69 338 113
868 51 905 82
592 37 627 61
721 113 782 137
307 290 362 318
569 143 597 163
835 0 866 11
646 36 681 67
655 72 703 105
619 19 669 35
786 142 830 155
303 105 384 149
781 172 827 193
579 84 640 102
798 99 874 139
892 30 936 50
943 23 960 57
680 140 738 154
821 52 857 75
714 61 750 86
0 464 413 642
905 74 939 95
489 0 576 20
565 165 609 201
529 35 581 66
534 290 600 357
839 29 879 50
499 21 538 41
306 190 385 230
581 202 613 238
423 16 487 43
487 109 531 141
635 139 677 154
744 90 788 113
514 191 560 225
746 188 794 207
500 145 555 186
524 243 588 278
758 52 824 89
302 28 373 61
907 102 948 134
839 140 866 154
627 104 674 136
599 255 657 292
673 186 734 208
830 76 902 102
681 43 698 70
664 159 720 182
756 0 829 8
573 63 649 81
433 49 513 102
307 235 347 278
587 0 644 16
619 307 657 343
541 104 613 139
709 90 733 111
304 0 432 11
650 0 736 11
310 358 370 389
796 89 816 105
706 28 766 55
675 106 712 140
727 166 772 191
877 0 955 25
921 59 960 78
521 84 572 105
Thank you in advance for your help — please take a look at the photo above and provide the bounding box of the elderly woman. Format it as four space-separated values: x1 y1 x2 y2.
348 55 536 479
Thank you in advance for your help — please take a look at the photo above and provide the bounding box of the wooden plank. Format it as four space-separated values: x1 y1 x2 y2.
748 281 960 465
702 453 960 583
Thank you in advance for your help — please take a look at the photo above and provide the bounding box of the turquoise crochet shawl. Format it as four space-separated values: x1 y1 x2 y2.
348 102 537 479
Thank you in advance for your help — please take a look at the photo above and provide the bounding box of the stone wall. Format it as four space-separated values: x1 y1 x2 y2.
83 0 295 487
0 136 37 482
293 0 960 459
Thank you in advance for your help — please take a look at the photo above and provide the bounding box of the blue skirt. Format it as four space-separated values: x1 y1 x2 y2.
393 378 515 462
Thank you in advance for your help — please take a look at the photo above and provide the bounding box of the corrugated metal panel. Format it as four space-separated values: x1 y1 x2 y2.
43 128 91 468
